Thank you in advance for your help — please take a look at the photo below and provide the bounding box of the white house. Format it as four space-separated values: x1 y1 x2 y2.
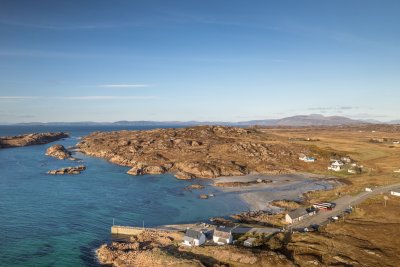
213 228 233 245
328 165 342 172
390 189 400 197
285 209 317 224
341 156 352 163
299 155 316 162
183 229 206 246
331 160 344 167
348 169 357 174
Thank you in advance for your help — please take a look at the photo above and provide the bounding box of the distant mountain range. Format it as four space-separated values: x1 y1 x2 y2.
9 114 396 127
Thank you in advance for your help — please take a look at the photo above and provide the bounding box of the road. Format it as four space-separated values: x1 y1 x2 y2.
291 183 400 229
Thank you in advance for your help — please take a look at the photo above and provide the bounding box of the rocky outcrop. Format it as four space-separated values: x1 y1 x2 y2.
96 230 293 267
47 165 86 175
0 132 69 148
96 231 204 267
45 144 72 160
77 126 326 179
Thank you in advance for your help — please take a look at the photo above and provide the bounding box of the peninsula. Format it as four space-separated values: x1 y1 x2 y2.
77 126 335 179
0 132 69 149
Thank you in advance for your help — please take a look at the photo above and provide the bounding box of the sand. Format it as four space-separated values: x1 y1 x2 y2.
213 173 339 211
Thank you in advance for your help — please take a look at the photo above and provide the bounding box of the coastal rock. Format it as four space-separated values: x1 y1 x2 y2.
127 164 166 176
185 184 205 190
45 144 72 160
96 231 204 267
174 171 194 180
47 165 86 175
0 132 69 149
77 126 329 179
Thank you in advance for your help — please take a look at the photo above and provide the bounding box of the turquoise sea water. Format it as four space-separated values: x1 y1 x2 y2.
0 126 248 266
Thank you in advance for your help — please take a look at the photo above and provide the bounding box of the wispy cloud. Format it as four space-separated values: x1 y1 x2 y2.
0 19 139 30
99 84 152 88
308 106 357 111
0 49 97 58
0 96 41 100
0 96 157 101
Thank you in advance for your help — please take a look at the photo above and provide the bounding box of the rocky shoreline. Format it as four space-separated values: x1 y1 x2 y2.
0 132 69 148
77 126 329 179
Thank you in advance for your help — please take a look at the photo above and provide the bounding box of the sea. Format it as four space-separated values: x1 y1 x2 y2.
0 125 248 267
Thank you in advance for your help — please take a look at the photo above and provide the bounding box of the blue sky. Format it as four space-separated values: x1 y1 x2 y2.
0 0 399 123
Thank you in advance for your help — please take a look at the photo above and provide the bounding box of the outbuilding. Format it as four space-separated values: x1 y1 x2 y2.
285 209 316 224
390 189 400 197
182 229 206 246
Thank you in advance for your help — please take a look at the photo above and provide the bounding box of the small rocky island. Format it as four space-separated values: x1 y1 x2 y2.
46 144 73 160
0 132 69 148
77 126 329 179
47 165 86 175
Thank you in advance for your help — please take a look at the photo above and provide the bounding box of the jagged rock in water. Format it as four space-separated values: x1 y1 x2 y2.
46 144 72 160
47 165 86 175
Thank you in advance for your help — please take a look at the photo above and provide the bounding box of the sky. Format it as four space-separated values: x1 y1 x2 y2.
0 0 399 123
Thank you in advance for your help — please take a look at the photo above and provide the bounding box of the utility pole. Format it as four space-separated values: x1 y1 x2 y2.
143 220 145 230
113 218 115 226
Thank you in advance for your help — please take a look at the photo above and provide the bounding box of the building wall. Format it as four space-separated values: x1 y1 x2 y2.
391 191 400 196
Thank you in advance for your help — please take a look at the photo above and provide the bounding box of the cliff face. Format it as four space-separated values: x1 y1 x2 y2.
0 132 69 148
77 126 325 179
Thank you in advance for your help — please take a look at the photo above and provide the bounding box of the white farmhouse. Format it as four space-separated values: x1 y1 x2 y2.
213 228 233 245
328 165 342 172
331 160 344 167
182 229 206 246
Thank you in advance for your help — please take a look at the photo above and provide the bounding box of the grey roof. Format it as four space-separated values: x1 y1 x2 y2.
287 209 309 219
214 229 232 239
184 229 203 240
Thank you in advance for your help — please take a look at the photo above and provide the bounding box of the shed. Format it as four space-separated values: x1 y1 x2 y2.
390 188 400 197
285 209 316 224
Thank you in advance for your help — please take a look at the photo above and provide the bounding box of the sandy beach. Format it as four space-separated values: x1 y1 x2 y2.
213 173 339 211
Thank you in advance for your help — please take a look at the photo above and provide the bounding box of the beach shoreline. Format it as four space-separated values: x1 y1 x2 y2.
212 173 340 211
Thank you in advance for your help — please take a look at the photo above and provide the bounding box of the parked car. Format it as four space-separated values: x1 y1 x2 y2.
330 216 339 222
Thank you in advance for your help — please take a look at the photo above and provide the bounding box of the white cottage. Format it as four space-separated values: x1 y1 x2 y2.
183 229 206 246
328 165 342 172
213 228 233 245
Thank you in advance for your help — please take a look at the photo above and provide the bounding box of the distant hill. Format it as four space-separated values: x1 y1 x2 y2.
273 114 365 126
10 114 376 127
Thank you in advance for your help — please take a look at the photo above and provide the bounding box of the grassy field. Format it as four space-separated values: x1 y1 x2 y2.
262 126 400 203
285 194 400 266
